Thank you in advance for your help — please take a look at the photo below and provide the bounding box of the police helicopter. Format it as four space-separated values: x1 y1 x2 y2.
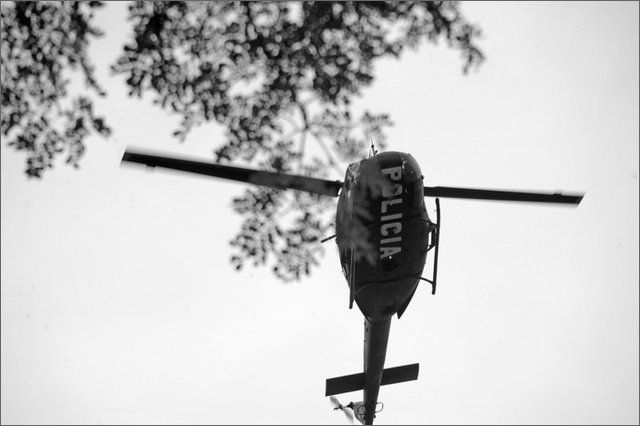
121 145 583 425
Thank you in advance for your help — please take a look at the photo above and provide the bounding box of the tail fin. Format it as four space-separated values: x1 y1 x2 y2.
325 363 419 396
350 401 366 425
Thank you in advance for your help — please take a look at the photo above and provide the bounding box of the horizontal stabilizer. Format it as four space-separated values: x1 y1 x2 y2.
325 363 419 396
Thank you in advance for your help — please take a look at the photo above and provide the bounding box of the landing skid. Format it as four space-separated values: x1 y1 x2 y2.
424 198 441 295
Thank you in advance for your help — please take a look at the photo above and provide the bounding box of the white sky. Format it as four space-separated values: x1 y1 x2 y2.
1 1 638 425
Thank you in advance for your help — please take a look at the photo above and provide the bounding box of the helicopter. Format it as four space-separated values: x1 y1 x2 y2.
121 146 583 425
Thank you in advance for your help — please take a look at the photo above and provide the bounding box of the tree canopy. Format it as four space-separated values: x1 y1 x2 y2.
1 1 483 281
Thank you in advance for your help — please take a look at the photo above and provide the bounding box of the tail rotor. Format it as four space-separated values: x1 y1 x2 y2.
329 396 355 424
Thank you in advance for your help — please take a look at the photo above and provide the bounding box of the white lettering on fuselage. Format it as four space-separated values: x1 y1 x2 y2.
380 166 403 259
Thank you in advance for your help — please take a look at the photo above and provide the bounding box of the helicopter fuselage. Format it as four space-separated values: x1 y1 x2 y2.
334 151 434 424
336 151 433 320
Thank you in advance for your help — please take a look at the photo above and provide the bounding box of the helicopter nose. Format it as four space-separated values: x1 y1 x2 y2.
399 154 422 183
372 151 422 183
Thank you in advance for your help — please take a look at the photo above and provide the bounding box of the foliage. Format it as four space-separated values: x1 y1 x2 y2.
1 1 483 280
1 1 111 177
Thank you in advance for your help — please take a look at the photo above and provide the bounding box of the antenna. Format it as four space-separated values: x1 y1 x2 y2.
369 137 378 157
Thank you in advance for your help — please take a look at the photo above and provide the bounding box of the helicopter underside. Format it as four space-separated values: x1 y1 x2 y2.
350 214 431 320
335 151 433 321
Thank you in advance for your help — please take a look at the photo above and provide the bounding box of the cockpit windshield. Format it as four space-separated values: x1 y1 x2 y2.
345 161 361 182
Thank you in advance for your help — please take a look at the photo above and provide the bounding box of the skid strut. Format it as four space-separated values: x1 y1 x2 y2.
424 198 441 295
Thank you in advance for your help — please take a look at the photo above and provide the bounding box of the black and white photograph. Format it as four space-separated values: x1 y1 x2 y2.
1 2 638 424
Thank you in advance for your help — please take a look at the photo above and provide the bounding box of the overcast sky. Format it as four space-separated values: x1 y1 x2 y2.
2 2 638 425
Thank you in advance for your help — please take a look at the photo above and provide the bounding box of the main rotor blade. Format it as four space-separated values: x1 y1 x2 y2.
121 150 342 197
423 186 584 205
